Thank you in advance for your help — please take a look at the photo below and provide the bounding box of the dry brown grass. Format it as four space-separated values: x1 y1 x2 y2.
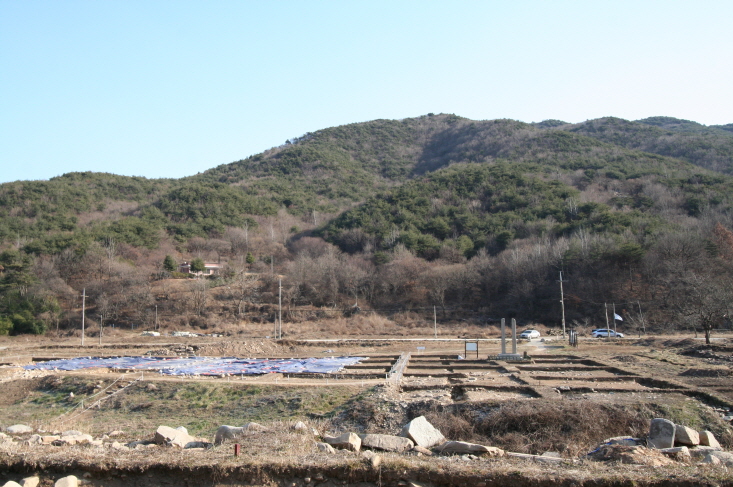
422 400 679 457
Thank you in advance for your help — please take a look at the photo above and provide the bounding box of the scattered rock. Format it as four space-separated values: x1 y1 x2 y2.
435 441 504 456
26 434 41 445
602 436 640 447
52 434 93 446
541 451 562 458
145 383 158 391
506 452 563 463
590 444 674 466
689 445 722 460
699 430 721 448
674 425 699 446
154 425 197 448
703 454 721 465
412 445 433 456
6 425 32 434
61 430 83 437
184 441 211 449
176 426 188 434
292 421 308 432
661 446 691 462
20 477 40 487
323 432 361 452
360 449 382 468
648 418 675 449
316 442 336 453
214 423 268 445
54 476 78 487
359 433 414 452
399 416 445 449
111 441 129 451
41 436 60 445
2 482 22 487
703 451 733 466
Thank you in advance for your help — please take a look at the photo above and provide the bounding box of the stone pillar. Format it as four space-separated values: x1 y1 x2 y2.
500 318 506 355
511 318 517 355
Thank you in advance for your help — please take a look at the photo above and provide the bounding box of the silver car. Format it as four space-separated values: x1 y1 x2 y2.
592 329 624 338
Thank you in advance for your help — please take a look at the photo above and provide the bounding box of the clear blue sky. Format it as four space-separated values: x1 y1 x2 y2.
2 1 732 184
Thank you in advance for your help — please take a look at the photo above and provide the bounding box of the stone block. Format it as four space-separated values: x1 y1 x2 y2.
359 434 414 452
674 425 699 446
699 430 721 448
435 441 504 456
154 425 197 448
324 432 361 452
648 418 675 449
399 416 445 449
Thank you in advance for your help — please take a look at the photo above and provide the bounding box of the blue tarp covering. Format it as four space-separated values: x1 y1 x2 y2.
24 356 367 376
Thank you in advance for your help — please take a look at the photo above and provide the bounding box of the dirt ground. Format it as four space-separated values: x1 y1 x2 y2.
1 331 733 486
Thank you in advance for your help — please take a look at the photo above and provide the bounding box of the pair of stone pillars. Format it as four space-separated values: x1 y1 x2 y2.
498 318 521 359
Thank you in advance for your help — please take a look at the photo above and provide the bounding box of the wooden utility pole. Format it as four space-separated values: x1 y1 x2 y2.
81 288 86 346
638 301 646 336
433 306 437 339
604 302 610 340
278 278 283 340
558 271 567 338
155 305 158 331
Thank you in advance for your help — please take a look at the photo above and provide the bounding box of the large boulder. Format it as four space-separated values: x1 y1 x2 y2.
20 478 40 487
214 423 268 445
674 425 699 446
359 434 414 452
6 425 32 434
54 476 78 487
154 425 197 448
2 481 22 487
399 416 445 449
648 418 675 449
323 432 361 452
435 441 504 456
699 431 721 448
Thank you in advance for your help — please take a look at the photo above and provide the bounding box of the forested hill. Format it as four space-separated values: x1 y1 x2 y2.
2 113 733 336
561 116 733 175
2 113 732 255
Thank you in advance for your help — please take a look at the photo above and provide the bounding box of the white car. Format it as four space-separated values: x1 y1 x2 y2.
519 329 541 339
592 329 624 338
